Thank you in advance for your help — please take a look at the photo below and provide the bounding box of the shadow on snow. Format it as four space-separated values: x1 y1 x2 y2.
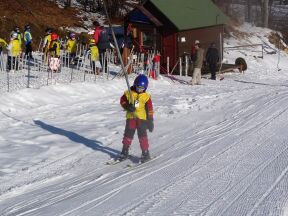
34 120 120 158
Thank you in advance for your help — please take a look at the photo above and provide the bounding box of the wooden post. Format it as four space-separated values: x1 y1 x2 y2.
167 56 170 74
185 55 188 76
179 57 182 76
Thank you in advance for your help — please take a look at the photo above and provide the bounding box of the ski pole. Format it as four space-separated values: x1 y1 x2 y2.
102 0 133 104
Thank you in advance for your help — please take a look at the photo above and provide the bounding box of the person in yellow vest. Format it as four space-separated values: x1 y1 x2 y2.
7 32 21 71
24 25 33 59
89 38 99 74
48 33 61 73
118 74 154 163
49 33 60 58
65 32 77 65
43 28 52 64
12 26 22 49
0 38 8 54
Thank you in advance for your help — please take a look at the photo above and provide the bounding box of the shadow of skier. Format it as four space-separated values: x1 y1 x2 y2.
34 120 120 158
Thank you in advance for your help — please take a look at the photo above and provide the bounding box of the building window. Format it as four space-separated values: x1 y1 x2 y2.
142 30 153 49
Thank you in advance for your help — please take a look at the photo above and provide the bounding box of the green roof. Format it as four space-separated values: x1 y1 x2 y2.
148 0 229 30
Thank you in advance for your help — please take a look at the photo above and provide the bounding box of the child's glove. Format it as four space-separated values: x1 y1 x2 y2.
126 103 136 112
147 119 154 132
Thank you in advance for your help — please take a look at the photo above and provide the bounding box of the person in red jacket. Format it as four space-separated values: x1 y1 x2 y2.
93 21 110 73
119 74 154 163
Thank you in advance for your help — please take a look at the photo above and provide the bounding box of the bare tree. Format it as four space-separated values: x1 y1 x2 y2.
260 0 269 27
247 0 253 23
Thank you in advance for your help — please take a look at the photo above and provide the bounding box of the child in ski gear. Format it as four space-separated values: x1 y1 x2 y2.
48 33 61 73
119 74 154 163
11 27 22 49
7 32 21 71
190 40 204 85
65 32 77 65
206 42 219 80
49 33 60 58
24 25 33 59
43 28 52 64
0 38 8 54
89 38 99 74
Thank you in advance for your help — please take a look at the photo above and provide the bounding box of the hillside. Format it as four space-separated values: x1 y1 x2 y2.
0 0 83 47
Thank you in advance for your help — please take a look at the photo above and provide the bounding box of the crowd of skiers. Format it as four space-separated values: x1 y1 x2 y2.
0 21 115 73
0 25 33 71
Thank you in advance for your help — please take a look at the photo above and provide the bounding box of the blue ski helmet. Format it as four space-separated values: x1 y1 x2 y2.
134 74 148 91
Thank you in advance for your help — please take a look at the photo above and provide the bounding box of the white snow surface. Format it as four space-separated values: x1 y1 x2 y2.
1 23 288 215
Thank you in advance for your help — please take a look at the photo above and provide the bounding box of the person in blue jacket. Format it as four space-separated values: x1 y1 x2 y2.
24 25 33 59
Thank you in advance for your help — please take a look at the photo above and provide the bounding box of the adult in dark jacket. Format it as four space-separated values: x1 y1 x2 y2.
206 42 219 80
93 21 110 73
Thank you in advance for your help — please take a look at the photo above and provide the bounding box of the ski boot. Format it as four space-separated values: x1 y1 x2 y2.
140 150 151 163
118 146 129 161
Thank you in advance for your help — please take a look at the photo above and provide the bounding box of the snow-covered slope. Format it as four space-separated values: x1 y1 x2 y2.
1 23 288 215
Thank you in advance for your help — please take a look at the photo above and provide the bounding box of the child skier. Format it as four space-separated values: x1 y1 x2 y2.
24 25 33 59
0 38 8 54
89 38 99 74
119 74 154 163
48 33 61 73
65 32 77 65
43 28 52 64
7 32 21 71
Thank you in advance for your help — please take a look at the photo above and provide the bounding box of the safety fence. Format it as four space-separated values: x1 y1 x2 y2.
0 48 161 94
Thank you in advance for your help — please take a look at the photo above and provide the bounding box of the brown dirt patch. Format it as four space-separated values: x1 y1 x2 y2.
0 0 83 49
268 32 287 50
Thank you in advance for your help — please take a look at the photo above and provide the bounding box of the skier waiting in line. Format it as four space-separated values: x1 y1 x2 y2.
93 21 110 74
89 38 100 74
119 74 154 163
11 26 22 49
65 32 77 65
190 40 204 85
49 33 60 58
48 33 61 73
206 42 219 80
7 32 21 72
24 25 33 59
43 28 52 64
0 38 8 54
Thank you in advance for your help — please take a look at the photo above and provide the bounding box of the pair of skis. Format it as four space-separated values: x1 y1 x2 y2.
105 155 157 167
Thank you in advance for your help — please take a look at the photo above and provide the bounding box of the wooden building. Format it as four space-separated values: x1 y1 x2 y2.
125 0 229 70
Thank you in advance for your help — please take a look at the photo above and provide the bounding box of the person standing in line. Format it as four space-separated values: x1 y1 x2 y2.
0 38 8 54
93 21 110 73
89 38 99 74
24 25 33 59
43 28 52 64
11 26 22 49
48 33 61 73
65 32 77 65
206 42 219 80
190 40 204 85
119 74 154 163
7 32 21 71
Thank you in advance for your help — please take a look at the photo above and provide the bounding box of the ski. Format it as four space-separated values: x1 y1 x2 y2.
105 157 128 165
126 155 159 168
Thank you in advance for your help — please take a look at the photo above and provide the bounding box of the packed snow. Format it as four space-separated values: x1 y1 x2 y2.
1 23 288 215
